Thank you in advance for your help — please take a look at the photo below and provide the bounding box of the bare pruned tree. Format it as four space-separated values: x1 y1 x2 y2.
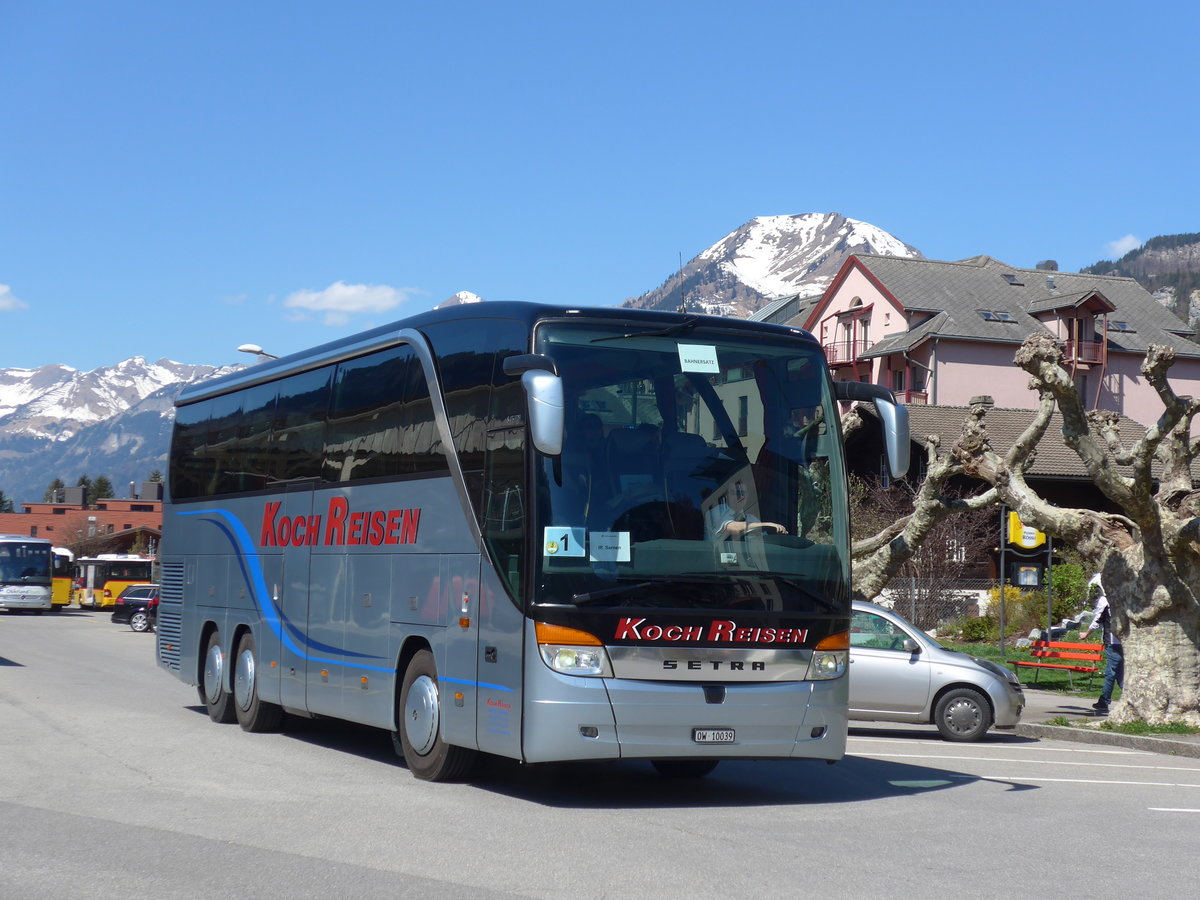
842 406 998 607
850 472 994 631
949 334 1200 726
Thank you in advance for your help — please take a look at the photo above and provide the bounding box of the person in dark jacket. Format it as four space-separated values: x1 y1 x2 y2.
1081 573 1123 714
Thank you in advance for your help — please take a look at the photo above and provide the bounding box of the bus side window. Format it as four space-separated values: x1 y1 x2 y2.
170 399 213 500
209 392 244 496
325 345 412 483
422 321 500 510
270 367 333 484
400 353 448 477
234 381 277 492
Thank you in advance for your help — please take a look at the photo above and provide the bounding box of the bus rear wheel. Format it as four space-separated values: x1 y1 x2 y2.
200 630 237 724
392 649 476 782
233 632 284 733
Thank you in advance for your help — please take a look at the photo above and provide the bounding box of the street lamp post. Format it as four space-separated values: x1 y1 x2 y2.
236 343 279 361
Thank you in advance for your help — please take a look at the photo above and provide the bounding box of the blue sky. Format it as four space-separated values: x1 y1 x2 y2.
3 0 1198 371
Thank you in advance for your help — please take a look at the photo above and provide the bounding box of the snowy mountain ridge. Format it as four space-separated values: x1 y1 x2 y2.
626 212 923 317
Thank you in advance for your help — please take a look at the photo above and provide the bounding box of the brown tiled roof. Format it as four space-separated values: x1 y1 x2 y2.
903 404 1197 482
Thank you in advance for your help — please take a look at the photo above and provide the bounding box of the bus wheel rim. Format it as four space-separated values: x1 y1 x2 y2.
404 675 439 756
204 643 224 702
234 648 255 711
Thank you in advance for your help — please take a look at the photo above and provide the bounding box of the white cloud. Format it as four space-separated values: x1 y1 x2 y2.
1104 234 1142 259
282 281 413 326
0 284 28 312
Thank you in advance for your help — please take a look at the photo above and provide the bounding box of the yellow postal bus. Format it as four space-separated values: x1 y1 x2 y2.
74 554 153 609
51 547 75 611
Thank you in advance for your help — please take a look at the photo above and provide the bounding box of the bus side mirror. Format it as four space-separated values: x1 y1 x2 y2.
504 354 564 456
834 382 910 478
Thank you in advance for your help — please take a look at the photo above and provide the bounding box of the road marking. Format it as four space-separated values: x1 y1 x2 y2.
853 752 1200 773
976 777 1200 788
850 736 1148 756
1149 808 1200 813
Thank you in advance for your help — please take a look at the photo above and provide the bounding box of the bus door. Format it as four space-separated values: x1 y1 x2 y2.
339 502 395 729
438 554 482 752
276 486 316 713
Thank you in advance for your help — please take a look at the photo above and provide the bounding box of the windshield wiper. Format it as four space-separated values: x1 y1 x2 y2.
769 575 844 614
590 316 699 343
681 572 843 615
570 574 723 606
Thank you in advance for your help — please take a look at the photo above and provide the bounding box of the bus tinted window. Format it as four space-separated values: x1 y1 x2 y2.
325 345 413 482
423 321 498 506
400 353 447 476
234 381 277 492
208 391 244 496
170 400 212 500
271 367 333 482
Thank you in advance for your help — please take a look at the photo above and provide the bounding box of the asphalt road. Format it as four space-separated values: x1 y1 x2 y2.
2 610 1197 899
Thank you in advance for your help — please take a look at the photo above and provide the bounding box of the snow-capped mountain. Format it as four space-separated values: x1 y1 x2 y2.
0 358 239 503
625 213 923 317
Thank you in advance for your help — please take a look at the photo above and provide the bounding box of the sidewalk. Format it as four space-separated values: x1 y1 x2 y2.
1016 688 1200 758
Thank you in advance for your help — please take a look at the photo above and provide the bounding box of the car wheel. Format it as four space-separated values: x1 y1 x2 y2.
934 687 992 742
130 611 151 633
651 760 720 778
233 632 283 732
391 649 476 781
199 630 237 723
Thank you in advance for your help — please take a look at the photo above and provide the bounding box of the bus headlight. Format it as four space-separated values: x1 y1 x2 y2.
535 622 613 678
806 631 848 680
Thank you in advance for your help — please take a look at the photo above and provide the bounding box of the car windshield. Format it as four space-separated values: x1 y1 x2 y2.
530 319 848 615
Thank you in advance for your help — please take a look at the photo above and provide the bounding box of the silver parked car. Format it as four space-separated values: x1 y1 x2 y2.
849 600 1024 741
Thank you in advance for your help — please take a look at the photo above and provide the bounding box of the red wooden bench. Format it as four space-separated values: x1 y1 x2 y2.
1011 640 1103 688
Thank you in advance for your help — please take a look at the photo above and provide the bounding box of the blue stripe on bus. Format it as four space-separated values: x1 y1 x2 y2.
441 675 515 692
179 509 392 672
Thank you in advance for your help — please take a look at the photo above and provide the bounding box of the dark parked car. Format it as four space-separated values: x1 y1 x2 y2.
111 584 159 632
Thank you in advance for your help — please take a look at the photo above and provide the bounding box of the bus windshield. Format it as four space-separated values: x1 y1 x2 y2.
531 320 847 615
0 540 52 586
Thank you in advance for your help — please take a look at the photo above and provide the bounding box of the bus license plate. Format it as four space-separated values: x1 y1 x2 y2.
693 728 735 744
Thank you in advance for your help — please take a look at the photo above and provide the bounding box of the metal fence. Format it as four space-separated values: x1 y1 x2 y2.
875 578 995 635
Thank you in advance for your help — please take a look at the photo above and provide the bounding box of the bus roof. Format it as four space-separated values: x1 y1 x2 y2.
177 301 819 407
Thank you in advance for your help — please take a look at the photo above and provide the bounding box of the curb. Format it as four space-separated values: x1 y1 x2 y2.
1016 722 1200 758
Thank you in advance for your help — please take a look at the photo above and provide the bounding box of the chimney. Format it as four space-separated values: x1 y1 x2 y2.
969 395 995 409
1046 274 1056 290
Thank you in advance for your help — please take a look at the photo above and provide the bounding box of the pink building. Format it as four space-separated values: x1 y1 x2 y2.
767 254 1200 426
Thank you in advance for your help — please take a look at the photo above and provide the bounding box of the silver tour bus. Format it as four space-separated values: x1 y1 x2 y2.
0 534 54 614
158 303 908 780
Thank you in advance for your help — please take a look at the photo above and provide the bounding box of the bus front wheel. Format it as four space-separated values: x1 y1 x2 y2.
200 630 236 724
392 649 476 782
233 632 284 733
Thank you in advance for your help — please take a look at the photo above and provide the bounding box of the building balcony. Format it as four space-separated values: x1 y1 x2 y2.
823 339 872 367
902 390 929 405
1063 340 1104 365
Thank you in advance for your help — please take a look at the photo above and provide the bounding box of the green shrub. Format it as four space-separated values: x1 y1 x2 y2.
957 615 996 643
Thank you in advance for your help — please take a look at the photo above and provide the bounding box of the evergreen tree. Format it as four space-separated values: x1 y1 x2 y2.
0 490 12 513
43 478 66 503
92 476 115 501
